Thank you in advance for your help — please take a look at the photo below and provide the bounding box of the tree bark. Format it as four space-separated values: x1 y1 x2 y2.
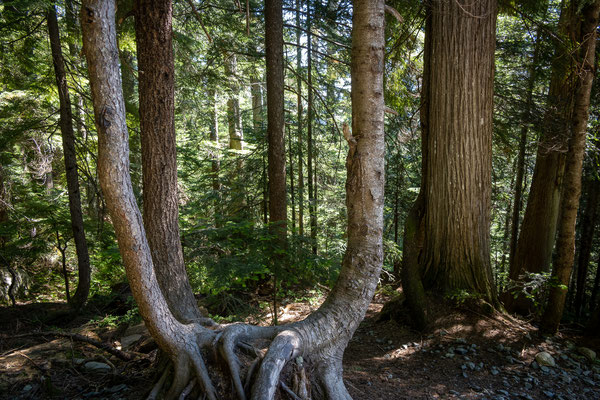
540 0 599 334
573 174 599 318
420 0 498 303
296 0 304 237
134 0 201 323
83 1 385 398
590 251 600 311
508 1 577 313
226 53 244 150
209 88 221 227
508 23 544 271
306 6 317 254
265 0 287 242
47 5 91 310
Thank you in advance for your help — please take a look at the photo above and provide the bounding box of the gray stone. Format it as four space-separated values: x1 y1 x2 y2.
84 361 111 372
577 347 596 362
535 352 556 367
22 384 33 392
542 390 555 398
455 347 468 355
490 367 499 376
120 334 142 349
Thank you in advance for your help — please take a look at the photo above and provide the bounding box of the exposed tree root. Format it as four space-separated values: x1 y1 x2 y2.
149 317 361 400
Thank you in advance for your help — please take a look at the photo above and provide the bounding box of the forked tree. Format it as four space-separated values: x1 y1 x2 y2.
81 0 385 398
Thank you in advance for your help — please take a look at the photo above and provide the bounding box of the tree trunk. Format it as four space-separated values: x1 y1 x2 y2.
47 5 91 310
83 0 385 398
306 7 317 254
134 0 201 323
296 0 304 237
265 0 287 241
209 88 221 227
508 23 544 271
574 174 599 318
590 251 600 311
226 53 244 150
508 1 577 313
420 0 498 303
540 0 600 334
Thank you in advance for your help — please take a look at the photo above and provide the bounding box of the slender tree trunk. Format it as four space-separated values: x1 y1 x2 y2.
266 0 287 242
574 175 599 318
419 0 498 304
508 24 544 270
540 0 599 334
288 124 296 232
47 5 91 310
296 0 304 237
590 252 600 311
134 0 201 323
306 7 317 254
209 88 221 228
509 2 576 314
226 54 244 150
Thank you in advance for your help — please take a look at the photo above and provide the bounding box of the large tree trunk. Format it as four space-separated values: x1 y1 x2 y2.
134 0 201 323
419 0 498 303
47 5 91 310
540 0 600 334
265 0 287 241
507 1 576 313
82 0 384 398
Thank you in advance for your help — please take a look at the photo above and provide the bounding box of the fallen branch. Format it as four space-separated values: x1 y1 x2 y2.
2 331 134 361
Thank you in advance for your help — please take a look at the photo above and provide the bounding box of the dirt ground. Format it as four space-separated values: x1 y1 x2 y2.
1 292 599 400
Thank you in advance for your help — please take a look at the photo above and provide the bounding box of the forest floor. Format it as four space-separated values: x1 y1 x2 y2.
0 288 599 400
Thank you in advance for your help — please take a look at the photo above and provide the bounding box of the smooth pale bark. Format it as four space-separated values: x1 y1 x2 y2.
420 0 498 303
83 0 385 398
509 2 575 313
540 0 599 334
82 4 218 399
265 0 287 241
134 0 201 323
47 5 91 310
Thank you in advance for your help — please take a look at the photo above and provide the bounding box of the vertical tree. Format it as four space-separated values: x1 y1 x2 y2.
508 1 576 313
296 0 304 237
540 0 599 334
82 0 386 397
411 0 498 304
47 5 91 310
134 0 201 323
265 0 287 240
573 168 599 318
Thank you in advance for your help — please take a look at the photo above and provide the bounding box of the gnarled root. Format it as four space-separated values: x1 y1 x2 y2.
150 319 354 400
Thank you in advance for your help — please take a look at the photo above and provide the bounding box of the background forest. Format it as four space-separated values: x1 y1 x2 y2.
0 0 599 332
